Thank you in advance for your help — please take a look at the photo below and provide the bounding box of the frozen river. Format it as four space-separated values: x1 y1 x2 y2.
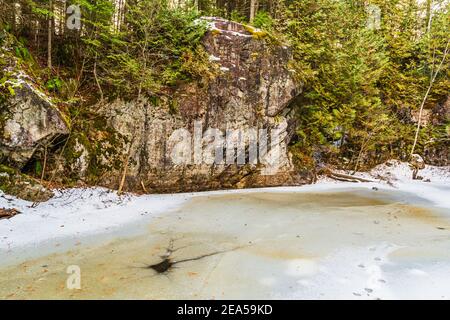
1 186 449 299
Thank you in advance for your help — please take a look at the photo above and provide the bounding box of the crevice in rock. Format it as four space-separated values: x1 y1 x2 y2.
21 133 69 176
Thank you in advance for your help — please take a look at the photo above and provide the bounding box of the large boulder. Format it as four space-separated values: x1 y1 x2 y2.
0 71 69 167
73 18 303 193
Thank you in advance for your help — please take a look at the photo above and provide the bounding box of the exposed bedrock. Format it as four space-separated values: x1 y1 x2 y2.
84 18 304 192
1 18 305 195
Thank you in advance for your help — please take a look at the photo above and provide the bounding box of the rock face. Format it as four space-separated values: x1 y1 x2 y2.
1 18 303 195
73 18 303 192
0 73 69 167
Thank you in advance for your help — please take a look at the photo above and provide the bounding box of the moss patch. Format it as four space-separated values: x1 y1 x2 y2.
244 25 268 39
211 28 223 36
0 165 53 202
57 108 128 186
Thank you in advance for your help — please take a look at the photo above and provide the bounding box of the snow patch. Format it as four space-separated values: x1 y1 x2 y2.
209 55 221 62
0 188 189 252
318 160 450 208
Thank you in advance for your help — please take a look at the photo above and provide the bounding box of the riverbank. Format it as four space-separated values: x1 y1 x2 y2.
1 161 448 255
0 161 449 299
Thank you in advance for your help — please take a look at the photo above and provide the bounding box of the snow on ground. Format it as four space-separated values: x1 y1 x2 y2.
0 188 190 253
332 159 450 184
319 160 450 208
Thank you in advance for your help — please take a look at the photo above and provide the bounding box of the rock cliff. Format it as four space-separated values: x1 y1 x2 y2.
1 18 304 196
69 18 303 192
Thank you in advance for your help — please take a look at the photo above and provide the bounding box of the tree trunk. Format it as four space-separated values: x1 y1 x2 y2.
425 0 433 34
11 0 16 33
250 0 259 24
47 0 53 71
410 40 449 156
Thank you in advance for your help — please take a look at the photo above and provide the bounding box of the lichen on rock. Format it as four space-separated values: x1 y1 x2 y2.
0 69 69 168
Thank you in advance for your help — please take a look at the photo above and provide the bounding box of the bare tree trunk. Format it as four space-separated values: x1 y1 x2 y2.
410 40 449 156
12 0 16 33
61 0 67 36
250 0 258 24
41 145 48 183
93 54 104 102
47 0 53 71
426 0 433 34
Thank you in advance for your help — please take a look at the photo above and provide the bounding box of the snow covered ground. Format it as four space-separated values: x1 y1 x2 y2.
0 161 449 299
320 160 450 208
0 188 189 257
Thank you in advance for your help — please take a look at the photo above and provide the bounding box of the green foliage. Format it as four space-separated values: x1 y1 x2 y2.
230 10 247 23
60 78 80 102
283 0 449 168
34 160 43 176
27 0 53 18
0 32 18 101
46 77 63 92
14 46 32 61
252 11 274 30
76 0 210 98
375 0 449 112
2 0 448 177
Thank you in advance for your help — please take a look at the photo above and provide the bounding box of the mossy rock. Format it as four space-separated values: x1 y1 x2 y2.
211 29 223 36
56 111 128 186
244 25 268 39
0 165 53 202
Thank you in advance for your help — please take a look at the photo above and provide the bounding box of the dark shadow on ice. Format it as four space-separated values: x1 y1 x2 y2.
144 238 247 275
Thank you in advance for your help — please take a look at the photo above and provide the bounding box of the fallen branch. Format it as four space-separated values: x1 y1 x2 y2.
0 208 21 220
144 238 248 274
40 145 48 183
323 168 374 183
140 180 148 193
118 151 131 196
